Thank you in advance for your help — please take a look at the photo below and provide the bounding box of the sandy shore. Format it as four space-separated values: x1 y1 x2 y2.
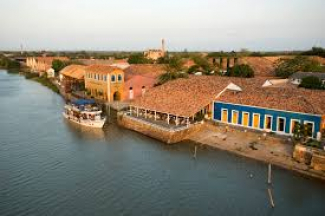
188 123 325 181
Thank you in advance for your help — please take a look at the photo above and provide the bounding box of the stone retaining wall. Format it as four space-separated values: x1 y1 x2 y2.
293 144 325 171
117 112 203 144
311 152 325 171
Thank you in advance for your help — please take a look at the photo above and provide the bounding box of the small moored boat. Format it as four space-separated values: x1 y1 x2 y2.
63 99 106 128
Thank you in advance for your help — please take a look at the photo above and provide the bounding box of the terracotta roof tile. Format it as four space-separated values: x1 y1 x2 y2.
60 65 86 80
218 80 325 115
85 65 123 74
124 64 166 80
132 75 325 117
132 76 238 117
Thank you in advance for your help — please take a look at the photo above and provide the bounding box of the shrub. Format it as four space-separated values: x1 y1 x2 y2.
226 64 254 78
195 112 205 121
299 76 324 90
275 56 323 78
25 73 39 79
158 72 188 85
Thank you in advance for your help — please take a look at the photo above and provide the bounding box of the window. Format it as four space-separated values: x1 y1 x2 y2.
277 117 286 133
111 75 116 82
264 115 273 131
242 112 249 127
104 75 107 81
129 87 134 100
118 74 123 82
232 110 239 125
253 114 260 129
221 109 228 123
290 119 300 134
304 121 314 138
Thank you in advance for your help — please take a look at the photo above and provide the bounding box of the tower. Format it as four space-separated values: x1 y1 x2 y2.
161 39 165 53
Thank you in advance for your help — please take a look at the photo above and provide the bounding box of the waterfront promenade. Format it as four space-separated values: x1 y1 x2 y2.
189 123 325 181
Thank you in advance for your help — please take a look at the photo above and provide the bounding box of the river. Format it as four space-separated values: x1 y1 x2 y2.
0 70 325 216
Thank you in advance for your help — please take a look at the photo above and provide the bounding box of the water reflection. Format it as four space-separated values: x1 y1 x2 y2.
64 118 106 140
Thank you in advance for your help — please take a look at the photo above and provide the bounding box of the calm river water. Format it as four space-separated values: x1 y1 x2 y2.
0 70 325 216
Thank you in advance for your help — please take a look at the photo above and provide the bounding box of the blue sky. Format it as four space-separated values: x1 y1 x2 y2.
1 0 324 51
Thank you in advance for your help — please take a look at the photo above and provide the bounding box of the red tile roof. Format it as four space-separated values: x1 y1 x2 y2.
85 65 123 74
218 82 325 115
132 75 325 117
131 76 238 117
124 64 166 80
60 65 86 80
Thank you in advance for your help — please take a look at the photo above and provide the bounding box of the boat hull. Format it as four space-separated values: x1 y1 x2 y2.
63 113 106 128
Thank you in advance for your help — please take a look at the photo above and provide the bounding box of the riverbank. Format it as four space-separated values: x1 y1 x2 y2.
188 123 325 181
23 72 60 94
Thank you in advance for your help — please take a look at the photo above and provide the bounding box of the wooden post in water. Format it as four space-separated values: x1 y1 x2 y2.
108 103 111 123
268 164 272 184
268 188 275 208
193 145 197 159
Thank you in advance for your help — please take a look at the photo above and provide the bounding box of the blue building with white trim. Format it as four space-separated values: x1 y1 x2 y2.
213 102 322 138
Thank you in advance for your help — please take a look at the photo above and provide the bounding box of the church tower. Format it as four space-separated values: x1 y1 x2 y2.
162 39 165 53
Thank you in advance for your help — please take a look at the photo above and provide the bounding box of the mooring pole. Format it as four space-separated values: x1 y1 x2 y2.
268 164 272 184
108 103 111 123
268 188 275 208
193 145 197 159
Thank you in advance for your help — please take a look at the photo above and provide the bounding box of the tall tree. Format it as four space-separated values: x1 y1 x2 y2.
52 59 66 73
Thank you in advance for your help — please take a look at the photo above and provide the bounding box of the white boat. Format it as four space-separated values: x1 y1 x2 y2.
63 99 106 128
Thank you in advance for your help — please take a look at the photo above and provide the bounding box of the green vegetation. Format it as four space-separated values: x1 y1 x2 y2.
158 72 188 85
156 56 169 64
52 59 84 74
305 140 322 149
302 47 325 58
128 53 153 64
52 59 66 73
85 88 91 96
24 73 59 93
32 74 60 94
299 76 324 90
194 112 205 121
226 64 254 78
275 56 324 78
191 55 212 74
24 73 39 79
292 122 318 146
188 65 201 73
164 56 183 73
0 56 21 72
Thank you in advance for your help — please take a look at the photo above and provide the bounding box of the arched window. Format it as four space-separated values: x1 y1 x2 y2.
118 74 123 82
129 87 134 99
111 75 116 82
104 75 107 81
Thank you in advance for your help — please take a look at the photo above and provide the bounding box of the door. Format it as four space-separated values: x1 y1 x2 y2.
265 116 272 130
253 114 260 129
222 110 228 123
242 112 249 127
232 111 239 124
